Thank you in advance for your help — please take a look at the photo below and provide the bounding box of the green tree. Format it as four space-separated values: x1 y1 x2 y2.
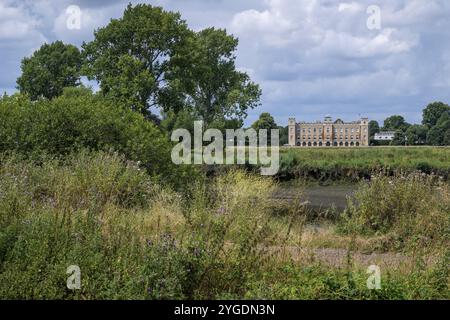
82 4 192 118
427 112 450 145
16 41 81 100
251 112 278 131
183 28 261 128
382 115 410 131
279 126 289 146
405 124 428 145
160 109 197 136
368 120 380 145
422 102 450 128
250 112 278 145
0 87 198 188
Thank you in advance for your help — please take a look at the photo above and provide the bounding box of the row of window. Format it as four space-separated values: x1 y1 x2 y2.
296 141 362 147
299 136 363 140
298 128 367 134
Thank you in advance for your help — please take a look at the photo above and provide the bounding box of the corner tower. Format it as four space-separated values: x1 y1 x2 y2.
288 118 297 146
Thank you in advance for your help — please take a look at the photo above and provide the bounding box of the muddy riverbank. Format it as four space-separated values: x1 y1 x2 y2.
273 183 358 212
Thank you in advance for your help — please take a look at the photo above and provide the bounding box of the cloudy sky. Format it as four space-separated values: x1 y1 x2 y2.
1 0 450 126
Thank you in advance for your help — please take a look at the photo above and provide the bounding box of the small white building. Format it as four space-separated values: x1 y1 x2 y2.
374 131 396 141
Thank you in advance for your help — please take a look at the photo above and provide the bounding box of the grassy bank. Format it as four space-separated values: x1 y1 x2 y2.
278 146 450 182
0 151 448 299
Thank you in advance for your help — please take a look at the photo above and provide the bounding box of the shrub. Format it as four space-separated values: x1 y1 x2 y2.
339 172 450 251
0 88 200 189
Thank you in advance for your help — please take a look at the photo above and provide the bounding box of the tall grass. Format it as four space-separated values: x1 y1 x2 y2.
0 151 448 299
339 172 450 253
0 151 286 299
279 147 450 182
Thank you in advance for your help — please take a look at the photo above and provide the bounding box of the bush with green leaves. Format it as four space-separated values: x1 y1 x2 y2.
0 87 199 189
339 172 450 251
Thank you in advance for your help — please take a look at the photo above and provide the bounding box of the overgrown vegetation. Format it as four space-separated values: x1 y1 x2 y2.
0 87 199 189
0 152 448 299
278 147 450 182
339 172 450 252
1 1 448 301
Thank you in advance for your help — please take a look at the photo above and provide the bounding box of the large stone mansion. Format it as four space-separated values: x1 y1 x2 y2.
288 116 369 147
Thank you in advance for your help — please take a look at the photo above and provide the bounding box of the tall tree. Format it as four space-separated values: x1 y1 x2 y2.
422 102 450 128
382 115 409 131
279 126 289 146
17 41 81 100
405 124 428 145
251 112 278 131
183 28 261 128
82 4 192 118
427 112 450 145
368 120 380 145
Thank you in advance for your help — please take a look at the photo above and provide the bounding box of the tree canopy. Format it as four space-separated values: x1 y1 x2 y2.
82 4 192 118
422 102 450 128
251 112 278 131
82 4 260 125
16 41 82 100
427 112 450 146
382 115 410 131
183 28 261 128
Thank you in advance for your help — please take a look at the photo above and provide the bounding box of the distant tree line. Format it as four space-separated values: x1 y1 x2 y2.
369 102 450 146
252 102 450 147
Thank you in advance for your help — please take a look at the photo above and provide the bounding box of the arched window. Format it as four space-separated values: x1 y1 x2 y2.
345 142 349 147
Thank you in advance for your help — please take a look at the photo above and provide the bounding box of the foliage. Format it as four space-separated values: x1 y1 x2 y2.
405 124 428 145
1 153 448 299
0 155 280 299
0 88 198 189
339 172 450 251
279 126 289 146
368 120 380 145
16 41 82 100
422 101 450 128
278 147 450 182
82 4 192 117
184 28 261 127
160 109 198 136
427 112 450 146
382 115 410 131
82 5 260 126
251 112 278 131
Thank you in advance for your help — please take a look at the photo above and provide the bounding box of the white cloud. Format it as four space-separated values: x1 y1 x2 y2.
0 0 46 43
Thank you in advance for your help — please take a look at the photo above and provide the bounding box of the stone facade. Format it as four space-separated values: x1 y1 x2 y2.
288 116 369 147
